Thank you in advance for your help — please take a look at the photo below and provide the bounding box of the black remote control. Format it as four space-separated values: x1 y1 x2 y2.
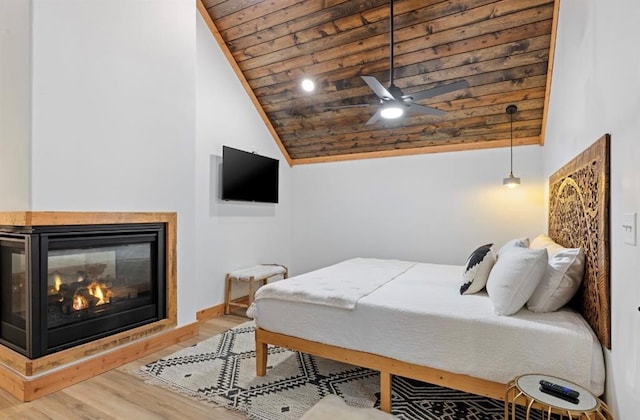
539 380 580 404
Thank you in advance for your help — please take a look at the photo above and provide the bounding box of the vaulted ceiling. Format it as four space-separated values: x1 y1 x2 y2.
198 0 558 165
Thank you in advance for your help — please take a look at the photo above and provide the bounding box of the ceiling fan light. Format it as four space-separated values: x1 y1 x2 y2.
380 103 404 119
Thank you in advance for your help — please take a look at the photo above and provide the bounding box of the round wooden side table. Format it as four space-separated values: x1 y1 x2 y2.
504 374 613 419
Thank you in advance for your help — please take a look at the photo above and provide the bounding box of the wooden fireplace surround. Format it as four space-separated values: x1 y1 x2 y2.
0 212 196 401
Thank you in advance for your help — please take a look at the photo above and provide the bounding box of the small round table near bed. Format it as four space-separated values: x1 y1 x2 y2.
505 374 613 420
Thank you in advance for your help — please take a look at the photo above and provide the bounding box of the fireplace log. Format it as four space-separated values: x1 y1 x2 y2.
47 293 63 306
75 288 100 308
111 286 138 300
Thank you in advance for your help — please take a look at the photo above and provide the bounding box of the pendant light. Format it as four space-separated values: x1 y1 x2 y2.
503 104 520 188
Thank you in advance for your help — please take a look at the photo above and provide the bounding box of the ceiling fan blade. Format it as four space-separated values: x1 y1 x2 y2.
365 108 383 125
323 104 372 110
362 75 394 100
408 103 446 117
403 80 469 103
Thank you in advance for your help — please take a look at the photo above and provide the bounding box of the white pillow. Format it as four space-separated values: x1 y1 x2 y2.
530 234 564 254
496 237 530 258
460 243 496 295
527 234 585 312
486 247 548 315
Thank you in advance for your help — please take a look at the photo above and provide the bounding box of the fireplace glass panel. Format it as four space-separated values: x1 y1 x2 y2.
0 224 165 358
0 238 28 350
47 242 153 329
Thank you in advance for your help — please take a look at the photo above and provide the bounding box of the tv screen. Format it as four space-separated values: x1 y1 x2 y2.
222 146 279 203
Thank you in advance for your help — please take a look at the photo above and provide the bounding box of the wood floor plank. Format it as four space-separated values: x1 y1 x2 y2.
0 392 19 410
0 316 247 420
22 392 110 420
0 405 52 420
94 370 220 419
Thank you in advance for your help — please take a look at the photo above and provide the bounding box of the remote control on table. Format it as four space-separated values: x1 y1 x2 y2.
539 379 580 404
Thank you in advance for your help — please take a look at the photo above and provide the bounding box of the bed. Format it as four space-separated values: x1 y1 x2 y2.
248 135 610 413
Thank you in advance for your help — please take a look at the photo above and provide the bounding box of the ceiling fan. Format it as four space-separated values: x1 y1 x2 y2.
348 0 469 125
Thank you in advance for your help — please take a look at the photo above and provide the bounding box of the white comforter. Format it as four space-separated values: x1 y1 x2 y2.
253 258 416 309
248 258 606 396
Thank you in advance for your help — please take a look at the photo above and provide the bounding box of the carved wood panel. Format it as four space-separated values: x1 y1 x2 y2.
548 134 610 348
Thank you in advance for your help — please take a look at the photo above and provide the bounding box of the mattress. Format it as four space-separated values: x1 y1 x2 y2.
248 259 605 396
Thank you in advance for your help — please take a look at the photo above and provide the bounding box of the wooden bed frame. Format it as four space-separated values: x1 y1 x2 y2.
255 135 611 412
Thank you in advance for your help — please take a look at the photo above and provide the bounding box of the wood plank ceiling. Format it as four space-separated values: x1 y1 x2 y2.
199 0 558 165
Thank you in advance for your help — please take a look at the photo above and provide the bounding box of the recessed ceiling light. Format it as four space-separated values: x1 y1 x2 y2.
301 78 315 92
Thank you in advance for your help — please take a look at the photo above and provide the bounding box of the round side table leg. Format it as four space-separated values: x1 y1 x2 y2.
505 382 515 420
511 391 526 420
596 401 614 420
525 398 535 420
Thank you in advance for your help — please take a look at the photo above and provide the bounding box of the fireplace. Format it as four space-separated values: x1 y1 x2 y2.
0 223 166 359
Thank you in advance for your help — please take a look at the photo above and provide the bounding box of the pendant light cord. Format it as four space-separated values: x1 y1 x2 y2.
510 110 514 176
389 0 395 86
505 104 517 176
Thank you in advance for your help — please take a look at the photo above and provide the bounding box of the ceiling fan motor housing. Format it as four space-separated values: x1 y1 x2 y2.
386 85 404 101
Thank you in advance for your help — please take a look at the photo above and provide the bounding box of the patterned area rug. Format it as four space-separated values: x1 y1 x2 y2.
138 321 507 419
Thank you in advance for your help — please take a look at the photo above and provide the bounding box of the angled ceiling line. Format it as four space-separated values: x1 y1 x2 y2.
197 0 293 167
539 0 561 146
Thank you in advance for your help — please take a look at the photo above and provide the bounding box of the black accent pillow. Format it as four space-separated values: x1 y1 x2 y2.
460 243 496 295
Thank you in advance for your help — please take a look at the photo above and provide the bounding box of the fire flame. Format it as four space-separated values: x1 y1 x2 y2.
73 295 88 310
54 273 62 292
89 283 104 304
87 282 112 305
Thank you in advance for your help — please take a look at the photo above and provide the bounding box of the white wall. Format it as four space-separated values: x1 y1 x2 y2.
0 0 31 210
195 13 293 307
292 146 546 274
28 0 198 324
543 0 640 417
3 0 293 323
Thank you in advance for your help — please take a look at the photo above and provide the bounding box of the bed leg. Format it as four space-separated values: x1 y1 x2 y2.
380 371 392 413
256 336 267 377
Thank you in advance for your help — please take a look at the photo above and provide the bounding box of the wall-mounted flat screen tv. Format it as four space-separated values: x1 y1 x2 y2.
222 146 279 203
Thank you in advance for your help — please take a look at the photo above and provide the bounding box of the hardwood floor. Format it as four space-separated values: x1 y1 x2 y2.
0 315 248 420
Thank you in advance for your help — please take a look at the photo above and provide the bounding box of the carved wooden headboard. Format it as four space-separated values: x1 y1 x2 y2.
548 134 610 348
